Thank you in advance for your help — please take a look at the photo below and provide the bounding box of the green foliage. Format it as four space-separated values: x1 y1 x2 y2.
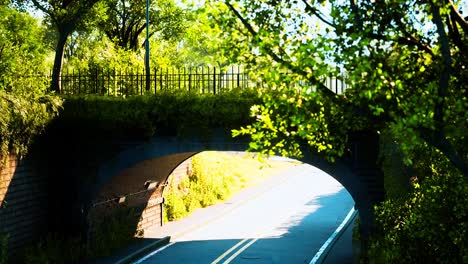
369 140 467 263
163 151 295 222
62 3 228 74
379 129 412 199
370 172 467 263
14 0 104 92
62 29 148 88
233 86 369 161
164 182 191 222
163 152 240 221
24 234 86 264
0 6 50 93
213 0 467 173
162 4 229 68
0 6 61 159
59 90 260 140
0 91 62 159
89 207 143 257
213 1 467 261
24 207 143 262
98 0 188 51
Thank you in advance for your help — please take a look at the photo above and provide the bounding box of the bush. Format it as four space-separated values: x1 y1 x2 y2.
163 151 296 222
89 207 143 257
23 207 143 263
369 152 467 263
55 90 260 143
163 153 236 221
0 91 61 159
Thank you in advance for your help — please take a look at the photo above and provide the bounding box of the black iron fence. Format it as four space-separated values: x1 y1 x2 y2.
58 66 252 96
6 66 347 96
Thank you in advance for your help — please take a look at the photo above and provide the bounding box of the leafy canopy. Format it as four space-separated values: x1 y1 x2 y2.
210 0 466 174
98 0 188 51
0 5 62 159
0 5 49 93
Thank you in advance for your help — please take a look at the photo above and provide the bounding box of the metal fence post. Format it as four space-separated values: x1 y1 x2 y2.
213 67 216 94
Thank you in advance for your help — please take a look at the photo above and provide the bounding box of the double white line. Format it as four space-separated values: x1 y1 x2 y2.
211 237 259 264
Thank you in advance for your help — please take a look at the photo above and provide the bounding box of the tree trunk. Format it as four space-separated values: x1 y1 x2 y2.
50 31 69 93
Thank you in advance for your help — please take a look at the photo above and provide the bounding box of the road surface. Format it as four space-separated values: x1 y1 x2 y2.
136 163 354 264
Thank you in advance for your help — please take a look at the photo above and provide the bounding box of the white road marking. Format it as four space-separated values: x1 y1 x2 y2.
309 207 357 264
211 238 250 264
131 242 175 264
221 238 259 264
133 164 353 264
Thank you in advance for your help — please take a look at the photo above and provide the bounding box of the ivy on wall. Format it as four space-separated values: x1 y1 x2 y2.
0 91 62 160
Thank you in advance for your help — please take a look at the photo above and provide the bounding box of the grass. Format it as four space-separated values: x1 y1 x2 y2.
163 151 298 222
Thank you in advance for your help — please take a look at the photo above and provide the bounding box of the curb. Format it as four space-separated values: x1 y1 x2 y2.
114 236 171 264
309 207 358 264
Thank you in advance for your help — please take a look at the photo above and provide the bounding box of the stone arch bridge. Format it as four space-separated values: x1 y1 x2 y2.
84 127 383 244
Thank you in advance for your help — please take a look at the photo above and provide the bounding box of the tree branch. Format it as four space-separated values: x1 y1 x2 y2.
301 0 335 28
391 17 435 56
367 31 434 56
417 3 468 176
349 0 363 31
448 0 468 35
420 129 468 176
430 2 451 129
31 0 58 25
224 1 336 99
447 14 467 56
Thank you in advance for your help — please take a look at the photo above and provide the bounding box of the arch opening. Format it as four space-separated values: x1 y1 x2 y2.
86 133 383 252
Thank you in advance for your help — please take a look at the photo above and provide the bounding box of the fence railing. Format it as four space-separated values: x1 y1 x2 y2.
59 66 253 96
6 66 347 96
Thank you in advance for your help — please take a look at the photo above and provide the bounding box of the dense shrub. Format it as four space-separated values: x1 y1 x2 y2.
369 143 467 263
58 89 260 140
0 91 61 159
163 152 239 222
23 207 143 263
163 152 295 222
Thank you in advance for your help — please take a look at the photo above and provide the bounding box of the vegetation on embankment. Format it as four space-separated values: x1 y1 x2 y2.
0 92 62 160
0 5 62 160
163 151 297 222
56 90 260 139
0 92 61 263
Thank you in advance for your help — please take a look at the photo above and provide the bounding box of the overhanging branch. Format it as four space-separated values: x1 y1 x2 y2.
430 2 451 129
448 0 468 35
224 1 336 99
31 0 58 25
301 0 335 28
419 128 468 176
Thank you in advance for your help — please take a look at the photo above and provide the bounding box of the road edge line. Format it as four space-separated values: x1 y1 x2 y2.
115 236 171 264
309 207 357 264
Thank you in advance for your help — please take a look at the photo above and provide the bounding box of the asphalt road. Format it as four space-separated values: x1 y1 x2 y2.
135 164 354 264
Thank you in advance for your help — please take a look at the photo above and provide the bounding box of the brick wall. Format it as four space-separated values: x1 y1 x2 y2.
0 154 48 253
138 157 192 231
88 155 194 238
167 158 192 187
138 190 164 231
